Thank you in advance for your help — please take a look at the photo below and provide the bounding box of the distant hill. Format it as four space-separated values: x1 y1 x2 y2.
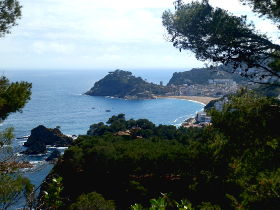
85 70 169 99
168 67 245 86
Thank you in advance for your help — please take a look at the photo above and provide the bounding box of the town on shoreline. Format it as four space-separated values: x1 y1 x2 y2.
155 95 217 105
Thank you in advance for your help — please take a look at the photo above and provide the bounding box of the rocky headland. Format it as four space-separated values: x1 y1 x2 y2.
85 69 171 99
22 125 73 155
85 68 248 100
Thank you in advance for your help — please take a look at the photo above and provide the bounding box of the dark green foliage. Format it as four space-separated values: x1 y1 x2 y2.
86 70 139 97
207 91 280 209
0 1 34 209
162 0 280 85
0 76 32 209
240 0 280 24
0 76 32 120
87 113 198 142
0 0 21 37
51 135 196 209
168 67 244 86
45 91 280 209
210 90 280 143
70 192 115 210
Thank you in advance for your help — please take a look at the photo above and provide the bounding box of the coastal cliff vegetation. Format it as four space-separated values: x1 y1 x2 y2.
42 90 280 209
1 0 280 209
40 0 280 209
168 67 245 86
85 70 170 99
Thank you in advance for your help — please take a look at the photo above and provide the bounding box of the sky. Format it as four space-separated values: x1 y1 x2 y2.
0 0 279 71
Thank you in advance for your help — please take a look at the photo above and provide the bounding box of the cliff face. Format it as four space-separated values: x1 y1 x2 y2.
168 67 244 86
85 70 168 98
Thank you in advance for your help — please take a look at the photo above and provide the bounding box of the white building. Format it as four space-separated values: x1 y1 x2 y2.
196 111 212 123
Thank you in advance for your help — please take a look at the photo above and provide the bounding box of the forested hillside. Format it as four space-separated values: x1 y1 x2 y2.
168 67 245 86
41 91 280 210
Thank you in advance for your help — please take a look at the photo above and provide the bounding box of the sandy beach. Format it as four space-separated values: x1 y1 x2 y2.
156 96 218 105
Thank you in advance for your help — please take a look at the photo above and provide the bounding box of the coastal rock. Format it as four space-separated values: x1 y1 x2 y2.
46 149 61 162
22 141 47 155
85 69 170 99
24 125 73 148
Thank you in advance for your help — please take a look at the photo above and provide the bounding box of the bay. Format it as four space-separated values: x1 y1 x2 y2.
3 69 204 139
2 69 204 209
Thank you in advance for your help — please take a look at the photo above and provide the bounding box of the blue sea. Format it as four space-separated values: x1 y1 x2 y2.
2 69 204 208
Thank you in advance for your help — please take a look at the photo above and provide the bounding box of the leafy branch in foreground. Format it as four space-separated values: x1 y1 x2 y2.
0 1 34 209
162 0 280 86
240 0 280 25
0 0 22 37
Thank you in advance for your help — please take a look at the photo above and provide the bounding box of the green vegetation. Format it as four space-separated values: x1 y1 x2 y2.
2 0 278 210
0 78 32 209
130 194 219 210
0 0 21 37
0 76 32 120
240 0 280 23
87 113 199 141
0 1 33 208
42 177 64 209
0 175 32 210
70 192 115 210
162 0 280 86
42 90 279 209
167 67 244 86
85 69 171 99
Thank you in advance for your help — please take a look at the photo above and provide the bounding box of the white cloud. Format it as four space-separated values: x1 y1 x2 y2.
18 0 167 43
0 0 278 70
32 41 75 54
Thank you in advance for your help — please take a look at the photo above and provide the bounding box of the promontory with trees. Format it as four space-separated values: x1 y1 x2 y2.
85 69 171 99
1 0 280 210
85 68 262 99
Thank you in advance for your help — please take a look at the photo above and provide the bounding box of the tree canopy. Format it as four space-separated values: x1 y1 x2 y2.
0 1 34 209
240 0 280 24
0 0 21 37
42 91 280 209
0 77 32 120
162 0 280 86
0 74 32 210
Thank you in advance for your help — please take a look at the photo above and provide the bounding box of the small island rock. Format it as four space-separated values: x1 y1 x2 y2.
85 69 170 99
24 125 73 148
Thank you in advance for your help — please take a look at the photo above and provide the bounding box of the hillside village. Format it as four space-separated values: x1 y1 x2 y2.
167 78 239 97
86 68 247 99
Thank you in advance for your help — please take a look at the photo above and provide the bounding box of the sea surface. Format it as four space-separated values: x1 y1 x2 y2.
2 69 204 208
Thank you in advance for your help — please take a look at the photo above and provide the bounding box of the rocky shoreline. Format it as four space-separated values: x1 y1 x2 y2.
21 125 74 162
